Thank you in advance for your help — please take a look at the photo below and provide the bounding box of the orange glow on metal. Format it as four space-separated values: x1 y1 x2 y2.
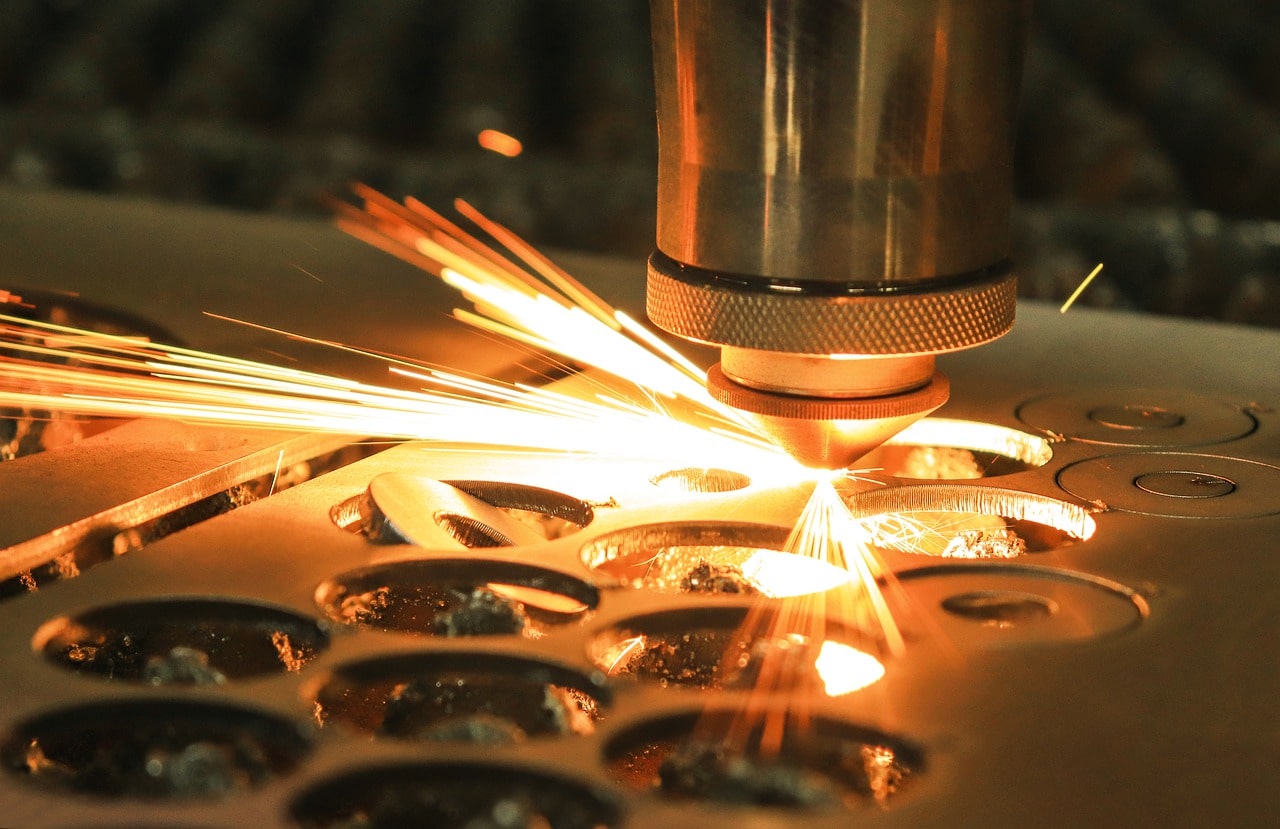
814 641 884 696
739 550 851 597
864 510 1012 557
603 635 647 675
484 583 588 615
477 129 523 157
0 187 934 761
785 479 905 656
704 479 899 760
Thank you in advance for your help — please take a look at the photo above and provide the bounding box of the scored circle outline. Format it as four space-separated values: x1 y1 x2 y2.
1017 389 1256 447
1058 452 1280 518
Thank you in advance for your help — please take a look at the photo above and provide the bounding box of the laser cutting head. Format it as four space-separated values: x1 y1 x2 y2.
646 0 1030 469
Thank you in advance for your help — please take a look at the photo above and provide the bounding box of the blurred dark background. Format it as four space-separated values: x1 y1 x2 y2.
2 0 1280 326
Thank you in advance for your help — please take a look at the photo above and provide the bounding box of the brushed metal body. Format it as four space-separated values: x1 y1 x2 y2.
650 0 1029 286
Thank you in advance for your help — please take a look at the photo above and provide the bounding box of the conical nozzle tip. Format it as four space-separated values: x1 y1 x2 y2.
706 365 950 470
751 410 937 470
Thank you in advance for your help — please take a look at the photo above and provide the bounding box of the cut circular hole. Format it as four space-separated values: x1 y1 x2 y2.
940 591 1059 625
899 564 1146 646
34 598 329 684
850 485 1096 559
605 710 921 809
860 418 1053 480
312 652 607 743
2 700 309 799
316 559 597 637
580 522 792 593
650 467 751 493
333 475 593 547
291 763 619 829
589 607 884 696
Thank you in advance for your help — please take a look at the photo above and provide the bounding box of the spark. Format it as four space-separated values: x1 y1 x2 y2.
602 635 648 674
864 510 1030 559
861 512 936 553
784 478 905 656
1 188 801 479
701 477 900 760
738 550 851 598
861 510 1009 556
483 583 589 615
0 312 786 473
290 264 324 283
1059 262 1104 313
267 450 285 497
477 129 523 157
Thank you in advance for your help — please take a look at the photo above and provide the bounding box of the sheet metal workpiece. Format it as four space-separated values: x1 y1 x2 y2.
0 190 1279 827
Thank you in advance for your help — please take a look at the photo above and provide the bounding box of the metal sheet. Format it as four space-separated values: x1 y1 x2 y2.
0 190 1278 827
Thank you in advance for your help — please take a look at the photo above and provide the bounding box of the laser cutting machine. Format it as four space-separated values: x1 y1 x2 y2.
647 0 1027 470
0 1 1278 827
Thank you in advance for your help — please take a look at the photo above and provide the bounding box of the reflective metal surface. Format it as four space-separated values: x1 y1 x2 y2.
650 0 1030 285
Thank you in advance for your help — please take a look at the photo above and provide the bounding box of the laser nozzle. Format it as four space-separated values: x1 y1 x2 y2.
705 364 950 470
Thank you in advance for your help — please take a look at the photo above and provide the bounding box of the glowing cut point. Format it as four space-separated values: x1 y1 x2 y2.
477 129 523 157
740 550 853 598
815 641 885 696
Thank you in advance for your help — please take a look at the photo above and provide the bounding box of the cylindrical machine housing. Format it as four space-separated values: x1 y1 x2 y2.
647 0 1030 358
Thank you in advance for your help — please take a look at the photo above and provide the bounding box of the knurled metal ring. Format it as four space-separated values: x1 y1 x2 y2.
706 364 949 419
647 260 1017 355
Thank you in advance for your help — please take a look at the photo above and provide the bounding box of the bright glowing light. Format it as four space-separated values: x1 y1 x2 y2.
602 635 647 675
786 479 905 656
1060 262 1105 313
853 485 1097 552
1 187 918 760
1 190 803 479
0 315 786 472
739 550 851 597
862 510 1011 556
477 129 523 157
888 418 1053 467
708 479 901 759
814 641 885 696
483 583 588 614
